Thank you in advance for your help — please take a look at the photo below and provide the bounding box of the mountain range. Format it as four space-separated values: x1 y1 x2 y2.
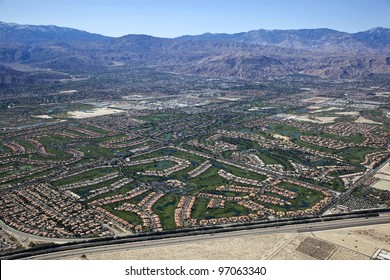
1 21 390 86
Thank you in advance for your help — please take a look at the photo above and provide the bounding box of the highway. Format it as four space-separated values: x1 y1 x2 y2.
21 214 390 260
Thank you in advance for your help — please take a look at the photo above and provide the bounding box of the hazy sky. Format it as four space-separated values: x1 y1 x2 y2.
0 0 389 37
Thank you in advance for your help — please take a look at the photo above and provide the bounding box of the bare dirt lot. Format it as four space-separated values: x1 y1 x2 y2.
354 116 382 124
377 163 390 175
273 134 291 141
334 111 360 116
372 163 390 191
67 107 124 118
372 180 390 191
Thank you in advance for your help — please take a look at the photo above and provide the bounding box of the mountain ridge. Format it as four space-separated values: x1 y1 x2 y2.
0 21 110 44
2 21 389 50
0 21 389 85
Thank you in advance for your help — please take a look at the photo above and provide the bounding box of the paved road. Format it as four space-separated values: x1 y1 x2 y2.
22 214 390 260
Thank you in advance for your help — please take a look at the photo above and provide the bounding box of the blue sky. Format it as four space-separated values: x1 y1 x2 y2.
0 0 389 37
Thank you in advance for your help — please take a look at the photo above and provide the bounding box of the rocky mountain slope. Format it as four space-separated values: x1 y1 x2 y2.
0 21 389 86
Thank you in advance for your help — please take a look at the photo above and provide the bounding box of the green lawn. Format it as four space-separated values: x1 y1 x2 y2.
78 145 115 160
152 195 179 230
38 136 73 160
0 144 12 154
188 167 228 192
102 204 143 226
0 168 58 186
255 151 279 165
14 139 36 150
266 182 326 212
71 177 124 197
336 147 380 164
150 161 176 171
215 161 267 181
127 148 208 182
87 182 138 202
0 163 37 178
123 161 175 176
192 199 252 220
51 168 117 187
78 124 110 135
